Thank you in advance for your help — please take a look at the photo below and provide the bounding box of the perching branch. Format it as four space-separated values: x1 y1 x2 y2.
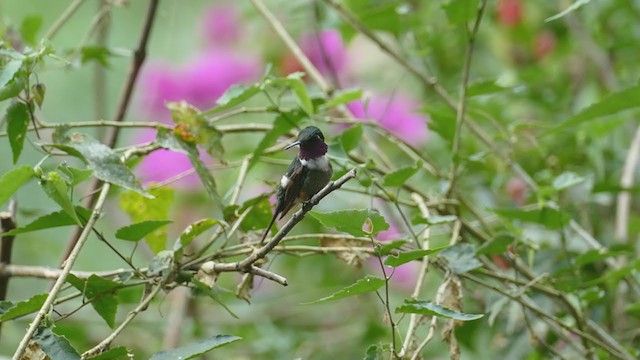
207 168 357 281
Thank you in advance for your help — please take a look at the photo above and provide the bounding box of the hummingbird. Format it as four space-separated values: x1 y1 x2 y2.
260 126 333 244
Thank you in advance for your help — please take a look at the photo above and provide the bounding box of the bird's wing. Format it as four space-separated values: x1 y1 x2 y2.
276 156 308 219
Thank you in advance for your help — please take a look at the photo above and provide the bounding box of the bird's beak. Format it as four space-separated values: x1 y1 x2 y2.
284 140 301 150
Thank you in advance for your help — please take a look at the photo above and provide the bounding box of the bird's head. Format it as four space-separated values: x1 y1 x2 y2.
285 126 328 159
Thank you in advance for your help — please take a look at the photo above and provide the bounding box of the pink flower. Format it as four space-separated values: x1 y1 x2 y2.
182 49 261 110
299 29 348 76
348 93 429 146
369 225 421 291
200 3 242 47
138 62 186 121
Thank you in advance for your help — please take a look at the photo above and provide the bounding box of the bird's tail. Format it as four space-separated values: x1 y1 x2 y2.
259 211 279 245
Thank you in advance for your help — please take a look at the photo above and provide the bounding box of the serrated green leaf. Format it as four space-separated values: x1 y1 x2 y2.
493 207 570 229
363 344 383 360
321 88 362 109
33 327 81 360
302 275 385 305
19 15 42 45
378 240 406 256
0 165 34 207
286 73 314 115
175 218 218 251
0 59 22 89
75 275 120 328
81 46 112 67
120 187 174 253
41 171 80 225
342 0 403 36
52 129 150 197
57 163 93 186
310 209 389 236
115 220 173 242
476 233 513 255
7 101 30 163
206 83 260 115
425 105 455 144
442 0 480 25
552 171 585 191
0 76 26 102
86 346 129 360
340 123 363 153
239 194 273 232
548 84 640 134
248 110 302 169
395 299 484 321
155 128 218 199
383 160 422 187
150 335 241 360
383 246 449 267
0 293 47 321
440 243 482 274
1 207 91 237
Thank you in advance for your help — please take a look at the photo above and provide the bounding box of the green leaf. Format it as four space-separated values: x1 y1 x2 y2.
321 88 362 110
81 46 112 67
19 15 43 45
285 72 314 115
167 101 224 157
33 327 81 360
584 259 640 287
302 275 385 305
86 346 129 360
0 59 22 89
155 128 218 199
477 233 513 255
0 165 34 207
363 344 383 360
31 83 46 109
552 172 585 191
120 187 174 253
6 101 30 163
248 110 302 169
339 124 363 153
115 220 173 242
545 0 591 22
343 0 403 36
310 209 389 236
175 218 218 253
384 246 449 267
57 163 93 186
440 243 482 274
52 129 150 197
206 84 260 114
150 335 242 360
548 84 640 134
69 275 120 328
466 80 508 97
493 207 570 229
442 0 480 25
378 240 406 256
0 293 47 321
41 171 81 225
383 160 422 187
396 299 484 321
0 76 26 102
238 194 273 232
425 105 455 144
2 207 91 236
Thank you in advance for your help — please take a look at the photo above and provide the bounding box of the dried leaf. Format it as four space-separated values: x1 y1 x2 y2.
320 236 370 267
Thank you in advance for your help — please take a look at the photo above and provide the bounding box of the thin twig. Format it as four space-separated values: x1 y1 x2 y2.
45 0 87 40
13 184 112 360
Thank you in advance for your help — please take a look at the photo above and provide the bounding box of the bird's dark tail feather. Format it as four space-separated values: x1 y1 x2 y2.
259 211 279 245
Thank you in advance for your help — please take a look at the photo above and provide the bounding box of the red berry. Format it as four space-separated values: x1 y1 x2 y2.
534 30 556 60
497 0 523 28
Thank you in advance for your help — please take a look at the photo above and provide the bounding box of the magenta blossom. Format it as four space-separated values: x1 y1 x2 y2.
348 93 429 146
369 225 420 291
299 29 348 77
138 62 186 122
200 3 242 47
182 49 261 110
